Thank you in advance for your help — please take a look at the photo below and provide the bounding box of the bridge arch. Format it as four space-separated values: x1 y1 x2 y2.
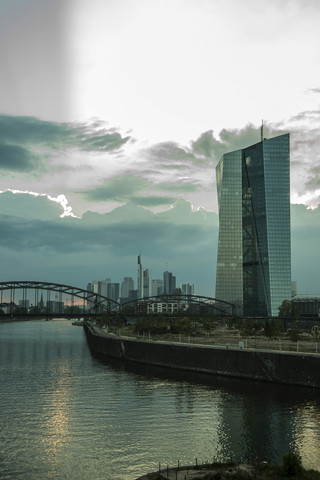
121 293 235 316
0 281 120 316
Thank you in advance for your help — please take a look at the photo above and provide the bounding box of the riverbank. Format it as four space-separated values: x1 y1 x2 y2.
84 321 320 388
135 460 320 479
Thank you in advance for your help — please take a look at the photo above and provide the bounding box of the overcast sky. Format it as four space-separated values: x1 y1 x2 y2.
0 0 320 298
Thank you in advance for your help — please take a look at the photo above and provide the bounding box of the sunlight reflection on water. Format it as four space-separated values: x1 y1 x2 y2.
0 319 320 479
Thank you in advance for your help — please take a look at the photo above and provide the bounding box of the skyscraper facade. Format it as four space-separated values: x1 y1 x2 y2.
121 277 134 299
143 269 151 297
215 133 291 317
163 271 176 294
137 255 144 298
152 279 164 296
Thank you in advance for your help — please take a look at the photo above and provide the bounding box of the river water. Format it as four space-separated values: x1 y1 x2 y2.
0 319 320 479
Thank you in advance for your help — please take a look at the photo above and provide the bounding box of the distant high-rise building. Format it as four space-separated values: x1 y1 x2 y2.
137 255 144 298
121 277 134 299
46 300 64 314
152 279 164 296
163 271 176 294
143 269 151 297
19 299 30 308
107 283 120 303
215 133 291 317
92 280 99 294
89 279 110 305
180 284 195 295
38 294 44 311
99 279 110 298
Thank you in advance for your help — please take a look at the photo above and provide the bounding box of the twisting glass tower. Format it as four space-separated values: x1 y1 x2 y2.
215 133 291 317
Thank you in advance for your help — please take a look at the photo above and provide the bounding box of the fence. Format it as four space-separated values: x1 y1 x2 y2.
106 326 320 356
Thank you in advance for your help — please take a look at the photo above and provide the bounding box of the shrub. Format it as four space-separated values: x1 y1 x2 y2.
282 450 303 477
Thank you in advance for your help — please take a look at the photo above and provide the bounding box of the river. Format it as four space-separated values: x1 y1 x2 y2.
0 319 320 479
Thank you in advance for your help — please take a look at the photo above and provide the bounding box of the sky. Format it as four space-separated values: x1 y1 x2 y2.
0 0 320 298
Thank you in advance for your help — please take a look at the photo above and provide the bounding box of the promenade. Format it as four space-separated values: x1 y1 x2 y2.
94 324 320 356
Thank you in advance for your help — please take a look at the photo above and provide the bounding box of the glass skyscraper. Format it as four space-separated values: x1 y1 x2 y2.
215 133 291 317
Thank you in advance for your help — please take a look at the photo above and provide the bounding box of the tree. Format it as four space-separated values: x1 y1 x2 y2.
282 451 303 477
312 325 320 342
178 317 192 335
264 319 272 338
289 322 301 343
264 319 281 338
278 299 300 318
240 318 255 337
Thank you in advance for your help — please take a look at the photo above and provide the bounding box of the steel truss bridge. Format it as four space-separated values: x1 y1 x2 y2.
122 293 235 316
0 281 235 318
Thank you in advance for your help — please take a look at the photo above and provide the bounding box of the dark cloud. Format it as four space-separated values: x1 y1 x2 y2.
0 144 38 171
82 173 200 206
0 203 218 295
0 191 63 219
191 130 216 161
306 167 320 189
131 196 177 207
0 115 132 173
0 199 218 267
289 110 320 122
82 174 149 202
143 124 285 174
81 132 130 151
0 193 319 297
216 123 285 158
291 204 320 294
156 182 198 193
0 115 77 148
146 141 195 166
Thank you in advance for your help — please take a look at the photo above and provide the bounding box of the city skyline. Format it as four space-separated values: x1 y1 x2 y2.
87 255 195 301
0 1 320 298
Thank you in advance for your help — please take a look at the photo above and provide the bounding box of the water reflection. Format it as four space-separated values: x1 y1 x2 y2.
92 351 320 470
292 404 320 469
40 359 72 473
1 320 320 480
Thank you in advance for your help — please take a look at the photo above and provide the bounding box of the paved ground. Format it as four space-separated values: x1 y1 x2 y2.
94 323 320 356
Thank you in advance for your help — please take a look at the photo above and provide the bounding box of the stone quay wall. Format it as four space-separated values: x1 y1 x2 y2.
84 322 320 388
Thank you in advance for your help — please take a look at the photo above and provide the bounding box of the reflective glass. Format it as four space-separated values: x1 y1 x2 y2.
215 134 291 317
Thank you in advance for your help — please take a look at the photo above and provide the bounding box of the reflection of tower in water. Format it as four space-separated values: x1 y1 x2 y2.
219 384 303 464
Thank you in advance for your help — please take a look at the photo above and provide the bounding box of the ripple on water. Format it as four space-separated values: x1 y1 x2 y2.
1 320 320 479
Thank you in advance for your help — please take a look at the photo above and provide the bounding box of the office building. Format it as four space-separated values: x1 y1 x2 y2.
180 284 194 295
215 133 291 317
152 279 164 296
121 277 134 299
163 271 176 294
143 269 151 297
107 283 120 303
19 299 30 309
87 279 111 306
46 300 64 314
137 255 144 298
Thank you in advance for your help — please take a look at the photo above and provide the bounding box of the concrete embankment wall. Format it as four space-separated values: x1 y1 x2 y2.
84 323 320 388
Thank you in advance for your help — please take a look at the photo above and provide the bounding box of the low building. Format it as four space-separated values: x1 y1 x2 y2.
147 302 179 314
293 297 320 318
